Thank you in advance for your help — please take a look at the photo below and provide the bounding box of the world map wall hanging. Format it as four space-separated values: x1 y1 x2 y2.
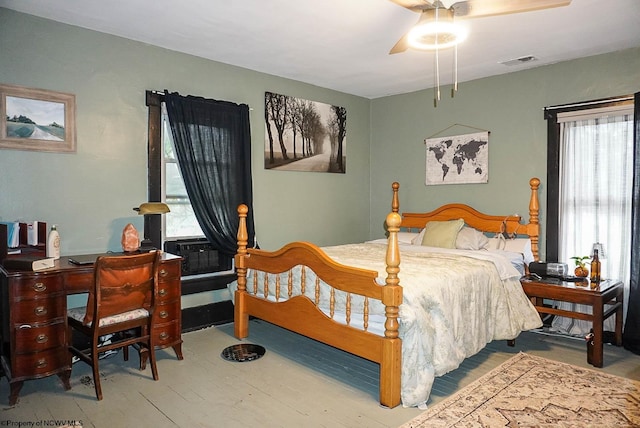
424 131 489 185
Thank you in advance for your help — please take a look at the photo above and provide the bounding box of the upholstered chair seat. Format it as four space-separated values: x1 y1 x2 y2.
67 307 149 327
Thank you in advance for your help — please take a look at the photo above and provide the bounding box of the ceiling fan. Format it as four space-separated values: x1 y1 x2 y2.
389 0 572 54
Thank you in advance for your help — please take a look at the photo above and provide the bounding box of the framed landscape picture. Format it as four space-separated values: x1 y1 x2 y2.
264 91 346 173
0 83 76 153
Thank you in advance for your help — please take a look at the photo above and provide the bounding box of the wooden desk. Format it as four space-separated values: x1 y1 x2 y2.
0 252 183 405
520 277 623 368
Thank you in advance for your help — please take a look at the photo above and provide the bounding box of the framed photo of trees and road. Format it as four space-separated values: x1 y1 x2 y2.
0 83 76 153
264 91 346 173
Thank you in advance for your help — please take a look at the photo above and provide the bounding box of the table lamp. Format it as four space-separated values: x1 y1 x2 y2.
591 242 605 259
121 202 170 252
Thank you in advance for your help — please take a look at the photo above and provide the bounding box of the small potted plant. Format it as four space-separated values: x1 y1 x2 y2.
571 256 590 277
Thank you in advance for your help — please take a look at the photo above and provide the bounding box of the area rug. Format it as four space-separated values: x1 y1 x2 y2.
400 352 640 428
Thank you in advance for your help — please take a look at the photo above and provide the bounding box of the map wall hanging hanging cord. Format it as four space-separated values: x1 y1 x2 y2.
425 123 490 141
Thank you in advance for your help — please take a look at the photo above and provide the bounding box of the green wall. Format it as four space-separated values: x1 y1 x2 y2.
0 9 372 255
2 7 639 266
370 48 640 259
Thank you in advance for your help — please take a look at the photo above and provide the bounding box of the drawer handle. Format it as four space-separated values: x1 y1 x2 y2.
36 359 48 369
159 310 169 319
158 289 168 297
159 332 169 340
159 269 168 277
36 334 48 344
34 306 48 316
33 282 47 292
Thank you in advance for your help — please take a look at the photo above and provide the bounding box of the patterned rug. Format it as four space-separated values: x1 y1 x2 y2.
400 352 640 428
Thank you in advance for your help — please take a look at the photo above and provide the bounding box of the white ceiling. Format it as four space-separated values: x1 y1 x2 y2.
2 0 639 99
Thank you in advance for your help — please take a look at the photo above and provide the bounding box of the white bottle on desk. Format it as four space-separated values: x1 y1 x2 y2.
47 225 60 259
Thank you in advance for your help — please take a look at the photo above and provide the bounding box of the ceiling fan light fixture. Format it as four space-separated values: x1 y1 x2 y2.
407 8 467 50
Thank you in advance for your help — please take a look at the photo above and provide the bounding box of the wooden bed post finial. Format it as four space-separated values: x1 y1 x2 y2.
383 211 402 339
528 178 540 261
391 182 400 213
381 210 402 408
235 204 250 339
236 204 249 293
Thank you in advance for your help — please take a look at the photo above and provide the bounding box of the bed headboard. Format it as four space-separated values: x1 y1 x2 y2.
391 178 540 261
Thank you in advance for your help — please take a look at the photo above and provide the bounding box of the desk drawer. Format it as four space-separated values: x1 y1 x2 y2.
12 347 69 379
154 320 180 347
158 262 180 283
10 275 63 300
15 321 66 353
12 295 65 324
156 303 180 324
63 269 93 293
157 283 180 302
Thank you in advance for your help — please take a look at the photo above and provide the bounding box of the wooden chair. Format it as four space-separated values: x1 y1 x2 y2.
67 251 161 400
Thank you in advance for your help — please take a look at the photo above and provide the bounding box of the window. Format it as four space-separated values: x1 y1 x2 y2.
145 90 254 255
546 97 634 335
161 105 204 239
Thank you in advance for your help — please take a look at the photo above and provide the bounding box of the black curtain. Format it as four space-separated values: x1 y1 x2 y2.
164 91 255 256
623 91 640 355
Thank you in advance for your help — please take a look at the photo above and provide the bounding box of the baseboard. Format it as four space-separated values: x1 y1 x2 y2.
182 300 234 332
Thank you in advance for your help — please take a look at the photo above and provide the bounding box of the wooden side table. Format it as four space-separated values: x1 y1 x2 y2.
520 277 623 368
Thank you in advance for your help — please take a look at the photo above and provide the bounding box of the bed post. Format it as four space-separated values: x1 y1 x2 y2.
380 211 403 408
391 182 400 213
234 204 249 339
528 178 541 261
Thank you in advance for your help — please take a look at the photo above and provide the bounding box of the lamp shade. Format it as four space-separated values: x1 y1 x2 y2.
592 242 605 259
407 8 467 50
133 202 170 215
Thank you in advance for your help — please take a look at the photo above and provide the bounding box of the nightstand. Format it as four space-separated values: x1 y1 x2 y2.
520 277 623 368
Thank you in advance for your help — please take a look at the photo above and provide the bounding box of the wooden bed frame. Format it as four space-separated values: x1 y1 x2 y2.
233 177 540 408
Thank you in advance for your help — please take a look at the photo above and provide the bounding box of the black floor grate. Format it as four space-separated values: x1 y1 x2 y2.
221 343 266 362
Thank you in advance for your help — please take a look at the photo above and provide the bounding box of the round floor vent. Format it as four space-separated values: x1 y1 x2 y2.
221 343 266 362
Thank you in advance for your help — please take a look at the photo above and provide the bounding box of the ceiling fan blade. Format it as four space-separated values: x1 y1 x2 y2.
389 34 410 54
451 0 571 18
388 0 435 13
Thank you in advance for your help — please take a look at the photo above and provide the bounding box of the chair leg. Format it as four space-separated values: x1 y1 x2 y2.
91 343 103 401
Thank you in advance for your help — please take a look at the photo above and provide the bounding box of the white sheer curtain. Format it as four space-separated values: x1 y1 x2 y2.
552 107 633 336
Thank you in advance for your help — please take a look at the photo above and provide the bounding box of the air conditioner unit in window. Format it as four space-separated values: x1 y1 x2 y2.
164 238 232 276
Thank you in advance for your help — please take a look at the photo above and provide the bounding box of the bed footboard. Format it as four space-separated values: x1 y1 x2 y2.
234 204 403 408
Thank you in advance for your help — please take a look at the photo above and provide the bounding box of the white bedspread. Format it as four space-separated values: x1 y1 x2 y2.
230 241 542 408
322 242 542 408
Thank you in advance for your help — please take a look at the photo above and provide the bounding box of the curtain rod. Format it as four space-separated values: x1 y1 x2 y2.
148 89 253 110
544 94 633 111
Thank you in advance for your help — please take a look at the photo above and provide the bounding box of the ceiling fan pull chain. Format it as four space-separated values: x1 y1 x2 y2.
452 43 458 98
434 42 441 107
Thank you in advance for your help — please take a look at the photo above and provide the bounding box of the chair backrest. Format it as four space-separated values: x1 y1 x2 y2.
83 251 161 325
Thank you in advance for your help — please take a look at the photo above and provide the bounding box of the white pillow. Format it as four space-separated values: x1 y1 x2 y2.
411 228 426 245
455 226 490 250
502 238 535 265
396 231 420 245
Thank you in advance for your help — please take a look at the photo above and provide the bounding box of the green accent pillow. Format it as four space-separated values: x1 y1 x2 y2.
421 219 465 249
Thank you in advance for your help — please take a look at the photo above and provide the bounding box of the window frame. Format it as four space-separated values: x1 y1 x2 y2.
145 91 164 249
544 94 634 261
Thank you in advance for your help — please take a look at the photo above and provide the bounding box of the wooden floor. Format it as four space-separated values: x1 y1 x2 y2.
2 320 639 427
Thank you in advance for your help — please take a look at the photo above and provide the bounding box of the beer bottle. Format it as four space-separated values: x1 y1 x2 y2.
590 249 601 282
